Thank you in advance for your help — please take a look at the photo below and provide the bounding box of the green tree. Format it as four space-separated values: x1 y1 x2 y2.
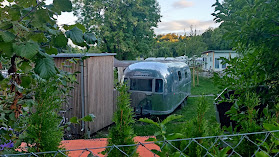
74 0 161 60
202 27 232 50
212 2 279 155
18 70 76 153
103 83 137 156
152 33 207 58
212 0 279 110
184 35 207 57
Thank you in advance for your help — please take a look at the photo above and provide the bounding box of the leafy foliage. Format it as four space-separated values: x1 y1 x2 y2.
0 0 97 78
212 0 279 156
139 96 223 156
181 96 222 156
103 83 137 156
212 0 279 109
139 115 184 157
18 75 67 153
0 0 97 153
74 0 161 60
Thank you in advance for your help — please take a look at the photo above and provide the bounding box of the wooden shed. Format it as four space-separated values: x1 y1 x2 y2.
52 53 116 136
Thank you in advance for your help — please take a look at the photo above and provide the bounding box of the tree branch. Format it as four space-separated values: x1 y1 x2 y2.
18 1 43 22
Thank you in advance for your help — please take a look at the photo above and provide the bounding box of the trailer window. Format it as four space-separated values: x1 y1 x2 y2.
155 79 163 93
178 71 182 81
124 78 128 83
130 78 152 92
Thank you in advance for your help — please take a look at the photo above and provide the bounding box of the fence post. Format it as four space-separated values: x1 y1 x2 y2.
192 67 195 87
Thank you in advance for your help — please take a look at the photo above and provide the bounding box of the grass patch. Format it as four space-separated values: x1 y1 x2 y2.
133 122 160 136
173 97 216 122
191 76 221 95
133 96 217 136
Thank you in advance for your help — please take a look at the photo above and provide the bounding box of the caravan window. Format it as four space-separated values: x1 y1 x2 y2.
124 78 128 83
178 71 182 81
215 58 220 69
221 60 226 69
130 78 152 92
155 79 163 93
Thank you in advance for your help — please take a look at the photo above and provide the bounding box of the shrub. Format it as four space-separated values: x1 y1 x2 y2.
103 83 137 157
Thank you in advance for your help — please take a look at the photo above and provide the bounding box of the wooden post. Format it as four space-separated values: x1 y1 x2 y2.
197 68 199 86
192 67 195 87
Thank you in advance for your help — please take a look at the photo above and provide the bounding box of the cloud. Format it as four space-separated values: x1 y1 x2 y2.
172 0 194 9
154 19 219 35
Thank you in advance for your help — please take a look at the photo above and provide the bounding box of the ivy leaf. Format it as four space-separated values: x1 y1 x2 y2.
13 41 39 59
0 22 13 30
53 34 68 48
32 9 54 27
13 23 29 37
0 42 13 57
34 57 56 79
255 151 269 157
19 61 32 73
70 117 79 124
30 33 47 43
21 76 32 88
0 31 15 42
17 0 37 8
139 118 159 127
166 133 184 140
73 41 87 47
81 114 95 122
63 23 86 33
8 5 21 21
0 73 4 81
45 47 58 55
65 27 84 44
263 123 279 131
53 0 72 12
83 33 97 44
87 153 94 157
162 115 182 125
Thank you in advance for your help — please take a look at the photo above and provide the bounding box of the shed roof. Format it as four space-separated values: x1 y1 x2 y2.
202 50 236 54
51 53 116 58
114 58 139 67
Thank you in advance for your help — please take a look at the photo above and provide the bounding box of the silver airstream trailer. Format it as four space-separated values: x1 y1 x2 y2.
123 61 191 115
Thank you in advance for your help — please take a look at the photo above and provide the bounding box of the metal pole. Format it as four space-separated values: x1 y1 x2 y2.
80 59 85 132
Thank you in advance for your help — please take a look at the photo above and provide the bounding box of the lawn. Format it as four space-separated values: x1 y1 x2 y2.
191 76 221 95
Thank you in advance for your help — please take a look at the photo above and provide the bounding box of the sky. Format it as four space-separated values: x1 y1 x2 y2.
46 0 220 35
155 0 220 35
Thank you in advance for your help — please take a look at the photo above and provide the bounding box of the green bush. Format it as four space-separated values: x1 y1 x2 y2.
103 83 137 157
15 70 77 153
181 96 222 156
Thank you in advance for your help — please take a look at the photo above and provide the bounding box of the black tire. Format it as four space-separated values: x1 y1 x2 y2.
179 97 188 109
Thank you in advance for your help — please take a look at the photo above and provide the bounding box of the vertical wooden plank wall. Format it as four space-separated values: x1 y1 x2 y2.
54 55 115 135
85 56 114 133
53 58 82 135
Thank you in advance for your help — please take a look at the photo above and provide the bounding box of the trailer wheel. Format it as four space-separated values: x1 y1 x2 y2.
180 97 188 108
